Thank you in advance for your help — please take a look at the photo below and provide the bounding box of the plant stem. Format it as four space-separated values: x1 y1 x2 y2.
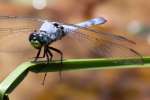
0 57 150 100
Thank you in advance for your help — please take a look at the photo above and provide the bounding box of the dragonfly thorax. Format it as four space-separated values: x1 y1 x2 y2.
40 21 66 39
29 21 67 49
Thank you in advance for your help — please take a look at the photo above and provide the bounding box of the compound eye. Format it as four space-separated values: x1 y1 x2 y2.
30 39 42 49
29 32 37 41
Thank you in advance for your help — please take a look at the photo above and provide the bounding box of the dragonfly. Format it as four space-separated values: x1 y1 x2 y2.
0 16 143 84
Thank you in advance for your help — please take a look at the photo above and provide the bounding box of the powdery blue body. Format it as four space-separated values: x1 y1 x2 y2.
38 17 106 44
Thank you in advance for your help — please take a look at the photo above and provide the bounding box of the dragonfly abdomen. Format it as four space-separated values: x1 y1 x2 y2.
63 17 107 33
76 17 107 28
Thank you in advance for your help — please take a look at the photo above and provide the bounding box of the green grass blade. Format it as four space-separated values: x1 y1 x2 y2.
0 57 150 100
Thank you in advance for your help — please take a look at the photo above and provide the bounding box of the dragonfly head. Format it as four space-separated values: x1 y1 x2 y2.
29 30 43 49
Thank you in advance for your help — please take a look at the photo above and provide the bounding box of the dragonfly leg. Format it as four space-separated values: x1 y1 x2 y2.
48 46 63 81
42 45 54 85
33 49 46 59
48 46 63 63
47 48 53 61
34 48 42 62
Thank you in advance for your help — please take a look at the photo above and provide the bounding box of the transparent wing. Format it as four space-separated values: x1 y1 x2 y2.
0 16 44 53
65 24 143 64
64 23 136 44
0 16 43 38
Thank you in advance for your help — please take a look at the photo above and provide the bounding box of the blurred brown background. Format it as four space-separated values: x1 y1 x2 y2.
0 0 150 100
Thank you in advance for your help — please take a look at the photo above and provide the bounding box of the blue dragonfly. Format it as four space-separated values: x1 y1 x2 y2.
0 16 142 61
0 16 143 84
